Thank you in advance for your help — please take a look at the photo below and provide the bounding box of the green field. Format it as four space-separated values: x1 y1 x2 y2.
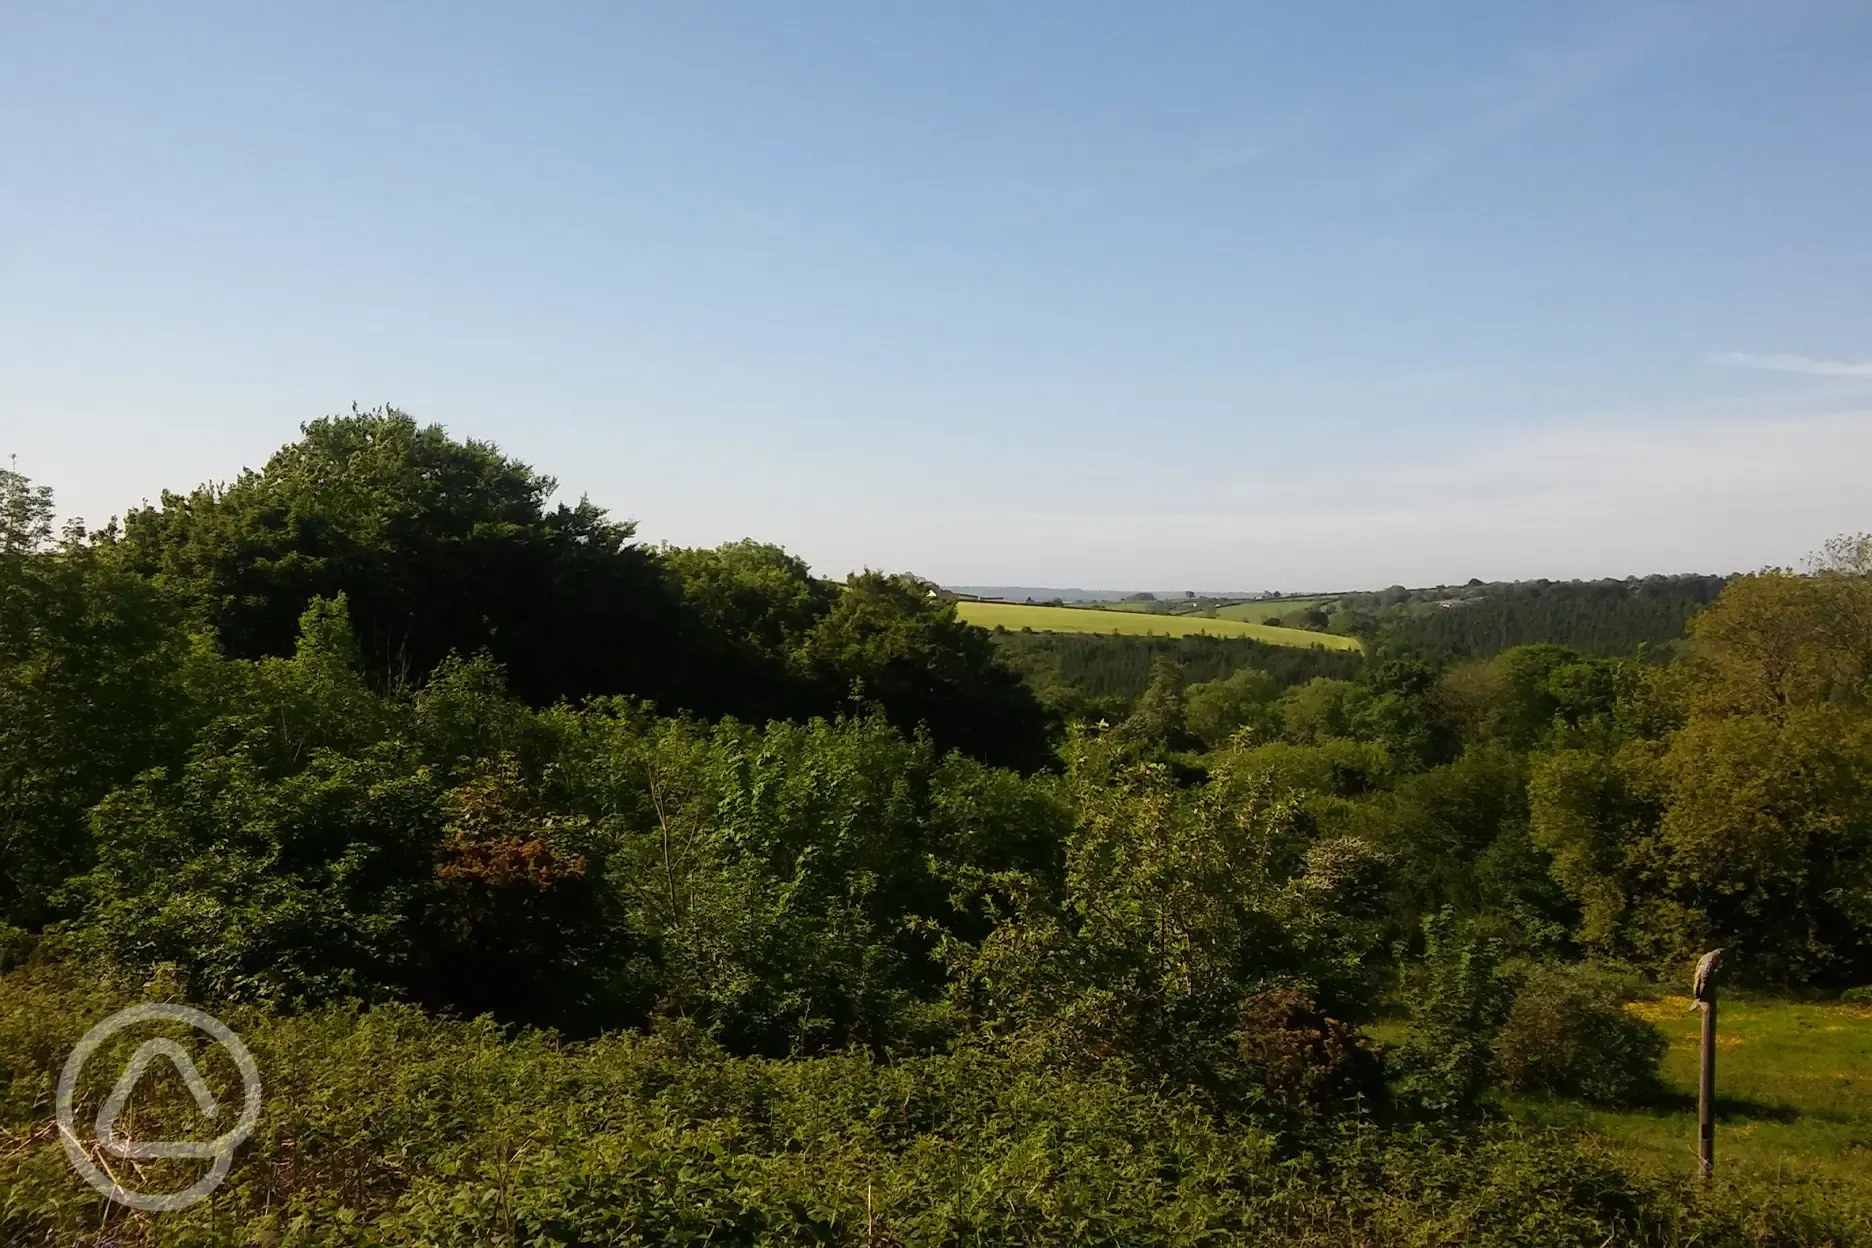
1214 595 1340 621
957 600 1364 650
1514 995 1872 1189
1087 600 1235 615
1080 598 1176 612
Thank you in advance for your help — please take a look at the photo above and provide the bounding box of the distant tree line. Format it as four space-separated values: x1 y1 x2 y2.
1337 576 1731 660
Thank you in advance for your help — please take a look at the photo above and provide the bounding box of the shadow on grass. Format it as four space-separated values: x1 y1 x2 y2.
1629 1085 1801 1124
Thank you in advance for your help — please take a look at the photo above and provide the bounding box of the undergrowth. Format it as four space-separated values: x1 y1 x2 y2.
3 962 1866 1247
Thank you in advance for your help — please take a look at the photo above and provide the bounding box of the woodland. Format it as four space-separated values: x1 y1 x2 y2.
4 410 1872 1245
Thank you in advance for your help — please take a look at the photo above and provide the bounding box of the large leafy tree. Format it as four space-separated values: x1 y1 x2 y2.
115 408 707 710
658 539 832 722
798 572 1054 771
1183 666 1279 747
1 471 200 927
1528 557 1872 982
1682 567 1872 719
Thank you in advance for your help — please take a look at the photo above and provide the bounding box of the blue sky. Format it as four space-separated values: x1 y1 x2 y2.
4 1 1870 590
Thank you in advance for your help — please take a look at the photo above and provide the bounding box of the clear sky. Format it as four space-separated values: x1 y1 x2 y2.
4 1 1870 590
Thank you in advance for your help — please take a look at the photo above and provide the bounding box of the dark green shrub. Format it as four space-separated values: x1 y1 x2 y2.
0 923 31 973
1391 910 1517 1115
1235 986 1384 1115
1493 966 1667 1105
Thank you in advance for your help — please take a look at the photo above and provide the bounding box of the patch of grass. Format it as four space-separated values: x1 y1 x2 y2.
1510 994 1872 1190
957 601 1364 650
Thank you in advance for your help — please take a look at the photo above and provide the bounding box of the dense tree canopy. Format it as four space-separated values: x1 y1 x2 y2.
105 410 1051 770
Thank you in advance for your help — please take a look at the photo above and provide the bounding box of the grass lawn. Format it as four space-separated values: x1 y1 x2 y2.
1511 994 1872 1189
956 600 1364 650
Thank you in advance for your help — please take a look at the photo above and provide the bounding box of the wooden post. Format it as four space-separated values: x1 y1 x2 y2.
1697 990 1717 1179
1691 948 1724 1181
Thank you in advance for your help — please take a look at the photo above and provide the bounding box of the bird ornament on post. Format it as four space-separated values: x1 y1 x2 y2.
1691 948 1724 1009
